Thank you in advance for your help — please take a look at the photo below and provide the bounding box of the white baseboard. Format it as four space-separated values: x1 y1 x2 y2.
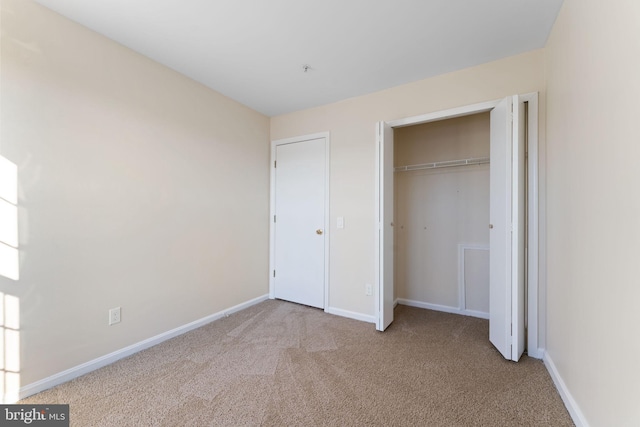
325 306 376 324
543 352 589 427
18 294 269 402
527 347 544 360
397 298 489 320
462 308 490 320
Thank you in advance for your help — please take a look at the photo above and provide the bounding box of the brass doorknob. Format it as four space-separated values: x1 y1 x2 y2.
316 229 323 235
489 224 494 229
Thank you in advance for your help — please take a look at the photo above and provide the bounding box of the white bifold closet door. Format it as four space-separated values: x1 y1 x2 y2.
377 95 526 359
377 122 395 331
489 95 526 362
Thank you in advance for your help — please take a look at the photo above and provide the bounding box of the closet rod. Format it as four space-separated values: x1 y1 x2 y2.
395 156 490 172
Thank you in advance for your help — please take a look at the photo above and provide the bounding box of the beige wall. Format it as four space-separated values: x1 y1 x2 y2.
0 0 270 388
394 113 490 166
394 114 490 312
271 50 545 320
545 0 640 425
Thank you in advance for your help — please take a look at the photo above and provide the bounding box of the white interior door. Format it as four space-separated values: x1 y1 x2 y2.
377 122 394 331
273 138 326 309
489 96 525 361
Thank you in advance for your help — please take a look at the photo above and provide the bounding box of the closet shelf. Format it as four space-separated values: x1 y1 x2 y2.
395 156 490 172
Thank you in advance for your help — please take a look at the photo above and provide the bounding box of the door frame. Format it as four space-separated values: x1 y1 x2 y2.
269 132 331 311
374 93 542 358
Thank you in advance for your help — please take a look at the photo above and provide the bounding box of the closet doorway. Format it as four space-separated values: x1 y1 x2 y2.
394 112 491 319
375 94 540 361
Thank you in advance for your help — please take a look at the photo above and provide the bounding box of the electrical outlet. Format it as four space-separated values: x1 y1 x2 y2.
109 307 121 325
365 284 373 296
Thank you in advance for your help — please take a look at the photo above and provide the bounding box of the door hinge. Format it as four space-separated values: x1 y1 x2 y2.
274 160 277 168
273 270 276 278
274 215 276 223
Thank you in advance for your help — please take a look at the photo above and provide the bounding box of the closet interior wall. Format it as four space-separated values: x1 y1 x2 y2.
394 113 491 317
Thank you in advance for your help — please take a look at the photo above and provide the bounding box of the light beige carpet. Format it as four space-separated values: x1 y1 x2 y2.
23 300 573 426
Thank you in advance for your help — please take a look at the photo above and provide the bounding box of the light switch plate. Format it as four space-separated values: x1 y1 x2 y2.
337 217 344 229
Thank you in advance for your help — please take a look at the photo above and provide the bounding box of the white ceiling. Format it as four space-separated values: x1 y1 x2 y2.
34 0 564 117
